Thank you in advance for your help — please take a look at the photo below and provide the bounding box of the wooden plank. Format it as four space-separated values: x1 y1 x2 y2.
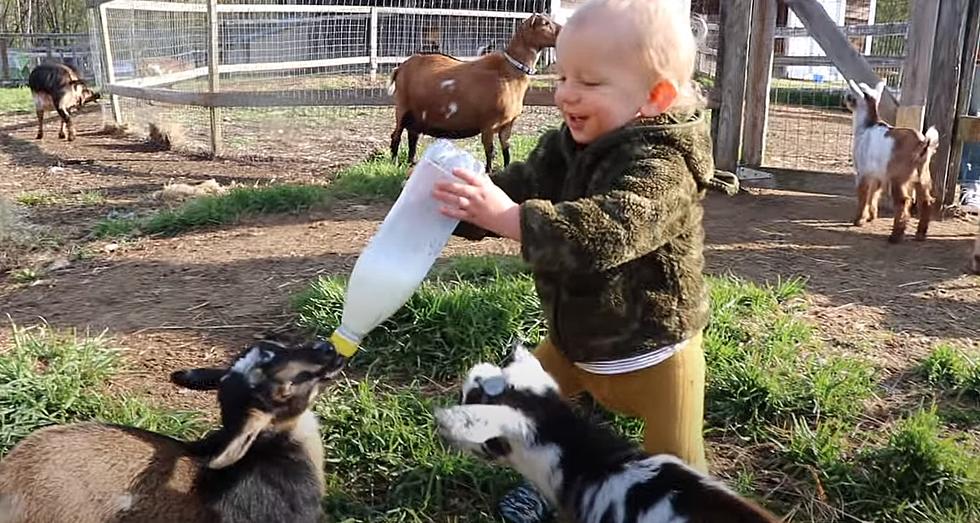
218 57 369 74
103 0 206 12
863 0 878 54
741 0 777 167
774 21 907 38
0 38 8 82
956 115 980 143
104 84 561 107
376 55 486 64
926 0 970 210
783 0 898 122
98 4 122 125
772 54 904 68
946 0 980 211
0 32 90 38
376 7 530 19
901 0 940 109
714 0 753 171
207 0 220 158
217 4 371 14
369 8 379 79
115 66 208 88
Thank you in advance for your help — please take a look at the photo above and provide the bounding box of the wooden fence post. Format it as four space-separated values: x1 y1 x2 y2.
0 38 9 83
714 0 752 172
926 0 970 211
945 0 980 214
369 8 378 80
741 0 777 167
98 4 123 125
207 0 221 158
896 0 940 131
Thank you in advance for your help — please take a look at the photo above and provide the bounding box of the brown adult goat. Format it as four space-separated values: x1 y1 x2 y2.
388 14 561 172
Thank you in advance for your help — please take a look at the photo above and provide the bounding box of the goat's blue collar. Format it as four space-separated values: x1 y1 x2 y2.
503 51 535 76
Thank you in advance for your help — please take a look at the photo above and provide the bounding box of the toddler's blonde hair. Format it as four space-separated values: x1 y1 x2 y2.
566 0 703 110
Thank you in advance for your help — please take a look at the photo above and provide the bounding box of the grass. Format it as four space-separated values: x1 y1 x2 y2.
295 256 542 381
79 190 107 205
16 192 62 207
9 268 40 284
0 323 201 456
788 408 980 522
921 344 980 398
330 156 409 201
0 86 32 114
4 255 978 521
92 133 545 239
294 255 980 521
317 378 515 521
94 184 331 238
704 276 876 436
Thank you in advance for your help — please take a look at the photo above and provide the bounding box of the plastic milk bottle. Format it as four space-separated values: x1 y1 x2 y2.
329 140 485 357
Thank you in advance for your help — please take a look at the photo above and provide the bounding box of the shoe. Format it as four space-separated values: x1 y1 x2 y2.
497 483 553 523
961 182 980 214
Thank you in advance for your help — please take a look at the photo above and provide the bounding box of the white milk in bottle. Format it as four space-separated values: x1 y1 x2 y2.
330 140 485 357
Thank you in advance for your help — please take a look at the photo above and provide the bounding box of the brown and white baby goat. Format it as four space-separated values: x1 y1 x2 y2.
388 14 561 172
436 347 782 523
0 339 345 523
844 79 940 243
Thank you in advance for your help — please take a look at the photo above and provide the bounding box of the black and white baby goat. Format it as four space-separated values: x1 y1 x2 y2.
0 339 345 523
435 347 782 523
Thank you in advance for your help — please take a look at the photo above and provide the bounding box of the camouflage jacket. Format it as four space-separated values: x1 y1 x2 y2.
456 110 720 363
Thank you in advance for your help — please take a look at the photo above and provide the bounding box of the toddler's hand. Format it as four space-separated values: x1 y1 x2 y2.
433 168 521 241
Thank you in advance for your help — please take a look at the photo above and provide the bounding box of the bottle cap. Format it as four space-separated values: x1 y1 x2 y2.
330 329 359 358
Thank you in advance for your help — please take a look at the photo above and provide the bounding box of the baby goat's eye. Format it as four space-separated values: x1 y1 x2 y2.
291 371 315 384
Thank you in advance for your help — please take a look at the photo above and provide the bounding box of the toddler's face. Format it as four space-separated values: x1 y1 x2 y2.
553 22 655 144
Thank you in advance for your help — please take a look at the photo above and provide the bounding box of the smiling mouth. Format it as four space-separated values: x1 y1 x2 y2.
566 114 587 128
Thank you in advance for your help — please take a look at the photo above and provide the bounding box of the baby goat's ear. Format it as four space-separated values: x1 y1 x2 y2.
171 367 225 390
874 79 887 98
208 409 274 469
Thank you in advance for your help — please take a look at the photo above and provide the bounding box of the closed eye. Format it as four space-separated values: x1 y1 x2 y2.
291 371 315 384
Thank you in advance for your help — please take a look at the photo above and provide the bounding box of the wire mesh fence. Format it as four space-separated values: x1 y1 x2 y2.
1 32 94 84
89 0 561 159
764 10 909 174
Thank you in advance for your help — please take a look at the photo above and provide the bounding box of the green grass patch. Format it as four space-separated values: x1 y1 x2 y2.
295 256 542 381
79 191 107 205
91 133 546 239
790 408 980 522
317 378 514 521
921 345 980 398
330 157 408 201
16 192 62 207
9 267 41 284
704 275 875 436
0 87 32 114
94 184 330 238
0 323 201 456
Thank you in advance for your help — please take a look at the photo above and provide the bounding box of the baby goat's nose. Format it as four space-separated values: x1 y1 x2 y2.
312 339 348 374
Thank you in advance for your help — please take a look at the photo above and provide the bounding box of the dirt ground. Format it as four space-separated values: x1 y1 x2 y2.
1 108 978 416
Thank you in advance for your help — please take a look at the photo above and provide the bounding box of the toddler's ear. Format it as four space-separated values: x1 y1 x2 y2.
639 80 677 117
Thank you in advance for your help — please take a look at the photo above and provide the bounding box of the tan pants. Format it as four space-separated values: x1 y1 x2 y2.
534 332 708 473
